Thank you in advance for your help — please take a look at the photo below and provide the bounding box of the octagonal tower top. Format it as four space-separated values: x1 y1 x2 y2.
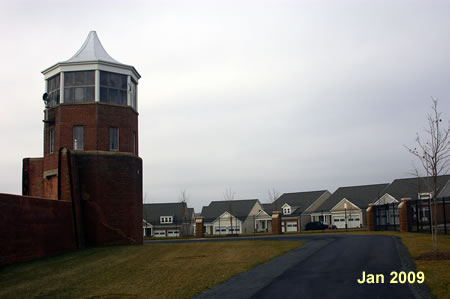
41 31 140 110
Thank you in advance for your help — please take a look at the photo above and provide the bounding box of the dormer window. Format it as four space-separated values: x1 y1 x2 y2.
160 216 173 224
418 193 432 200
282 204 291 215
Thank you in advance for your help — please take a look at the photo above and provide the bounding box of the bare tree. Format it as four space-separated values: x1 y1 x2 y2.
178 189 190 236
268 188 280 212
406 98 450 252
223 188 236 235
179 189 190 203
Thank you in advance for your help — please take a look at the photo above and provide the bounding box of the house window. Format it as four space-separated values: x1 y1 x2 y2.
283 207 291 215
73 126 84 150
160 216 173 224
49 129 54 154
109 127 119 151
64 71 95 103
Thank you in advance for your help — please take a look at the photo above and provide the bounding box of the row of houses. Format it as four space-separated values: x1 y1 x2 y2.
142 175 450 237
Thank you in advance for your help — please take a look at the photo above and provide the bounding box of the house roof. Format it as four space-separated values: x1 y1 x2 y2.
200 199 258 223
262 203 274 215
316 183 389 212
438 179 450 199
273 190 329 216
381 175 450 201
143 202 192 226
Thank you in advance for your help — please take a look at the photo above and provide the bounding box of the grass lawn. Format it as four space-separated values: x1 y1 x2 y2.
0 240 302 298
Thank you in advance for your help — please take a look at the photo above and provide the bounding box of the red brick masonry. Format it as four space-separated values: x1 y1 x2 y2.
195 216 204 238
0 193 77 265
272 211 282 234
1 150 143 266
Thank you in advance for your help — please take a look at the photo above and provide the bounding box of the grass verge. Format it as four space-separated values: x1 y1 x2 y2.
0 240 302 298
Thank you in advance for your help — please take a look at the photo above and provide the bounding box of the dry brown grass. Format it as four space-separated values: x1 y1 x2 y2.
0 240 302 298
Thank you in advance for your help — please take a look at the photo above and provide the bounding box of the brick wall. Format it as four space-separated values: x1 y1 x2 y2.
73 151 143 246
22 158 44 197
44 103 138 158
0 193 76 266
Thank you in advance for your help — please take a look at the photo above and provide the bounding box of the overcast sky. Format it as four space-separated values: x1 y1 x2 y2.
1 1 449 212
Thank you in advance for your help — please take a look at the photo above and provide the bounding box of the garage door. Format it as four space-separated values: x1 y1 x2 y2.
348 217 361 228
154 230 166 237
333 216 361 229
167 230 179 237
286 222 298 232
333 217 346 229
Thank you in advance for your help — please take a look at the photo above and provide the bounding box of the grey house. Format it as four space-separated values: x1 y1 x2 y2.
372 175 450 227
201 199 271 235
143 202 195 237
374 175 450 205
265 190 331 232
311 183 389 229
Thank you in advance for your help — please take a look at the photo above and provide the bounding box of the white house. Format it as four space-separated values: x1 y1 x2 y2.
201 199 271 235
311 183 390 228
264 190 331 232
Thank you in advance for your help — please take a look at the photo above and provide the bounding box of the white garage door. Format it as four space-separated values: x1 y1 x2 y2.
286 222 298 232
154 230 166 237
167 230 180 237
333 215 361 229
348 217 361 228
333 217 346 229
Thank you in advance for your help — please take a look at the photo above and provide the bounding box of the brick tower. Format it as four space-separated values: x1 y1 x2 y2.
22 31 143 246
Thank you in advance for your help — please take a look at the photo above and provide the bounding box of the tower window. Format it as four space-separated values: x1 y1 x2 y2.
49 129 55 154
100 71 127 106
47 74 60 107
133 131 137 154
109 127 119 151
73 126 84 150
129 79 137 110
64 71 95 103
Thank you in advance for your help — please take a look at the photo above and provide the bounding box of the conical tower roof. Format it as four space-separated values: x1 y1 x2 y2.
65 31 121 64
42 31 140 81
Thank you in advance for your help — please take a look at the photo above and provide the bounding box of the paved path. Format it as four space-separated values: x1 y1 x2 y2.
146 234 432 299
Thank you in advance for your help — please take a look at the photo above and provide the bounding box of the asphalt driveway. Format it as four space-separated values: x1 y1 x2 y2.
146 234 432 299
